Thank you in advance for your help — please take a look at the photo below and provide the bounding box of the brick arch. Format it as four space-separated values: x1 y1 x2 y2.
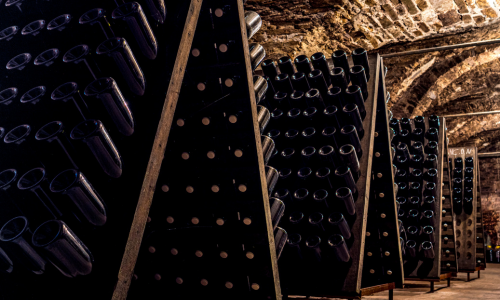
411 46 500 117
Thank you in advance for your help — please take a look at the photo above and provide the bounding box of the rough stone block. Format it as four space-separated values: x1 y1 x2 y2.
476 0 491 9
415 0 430 10
412 13 423 21
382 3 400 20
413 29 424 36
474 14 486 24
482 8 498 18
418 22 431 32
453 0 469 13
401 0 420 14
462 14 473 23
379 15 394 28
438 9 462 26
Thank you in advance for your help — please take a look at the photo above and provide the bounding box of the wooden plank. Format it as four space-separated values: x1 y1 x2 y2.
283 283 395 299
237 0 282 297
111 1 203 299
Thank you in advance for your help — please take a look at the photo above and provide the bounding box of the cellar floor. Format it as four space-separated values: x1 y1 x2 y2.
364 264 500 300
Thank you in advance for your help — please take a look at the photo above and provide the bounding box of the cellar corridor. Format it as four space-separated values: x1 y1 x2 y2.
365 264 500 299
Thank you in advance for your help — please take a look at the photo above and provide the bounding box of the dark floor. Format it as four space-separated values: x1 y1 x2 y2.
364 264 500 300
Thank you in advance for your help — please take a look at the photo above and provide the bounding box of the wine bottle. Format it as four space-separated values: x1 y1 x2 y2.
424 141 438 155
305 88 324 108
261 59 279 83
269 198 285 230
305 236 322 262
465 156 474 168
303 107 319 123
261 135 275 165
425 127 439 142
323 105 343 131
340 125 362 158
275 227 288 259
407 225 419 239
453 187 462 202
316 167 334 190
291 72 310 92
328 234 350 262
249 43 265 71
428 115 440 129
397 196 407 206
308 212 326 231
422 241 435 259
331 50 351 82
398 208 405 218
395 155 409 170
328 212 351 239
412 141 424 155
308 69 329 97
411 128 424 143
245 11 262 39
410 154 424 169
422 225 435 243
318 145 339 169
294 55 313 74
423 195 436 210
464 196 473 215
339 144 361 181
351 48 370 80
330 67 348 91
273 91 290 111
407 209 420 225
464 167 473 178
274 73 294 94
335 187 355 215
454 157 464 169
421 210 435 227
334 165 358 196
399 129 411 145
269 109 285 131
395 169 408 184
389 118 400 133
424 154 438 169
342 105 365 140
453 178 462 189
454 167 463 179
413 116 426 131
293 188 310 206
301 127 317 149
253 75 268 104
408 196 421 207
349 65 368 100
278 168 293 188
410 168 423 183
297 167 313 183
257 105 270 133
300 146 317 166
284 129 300 149
396 143 410 161
290 90 306 110
396 182 408 198
454 196 463 215
464 177 473 188
406 240 417 258
286 108 302 129
265 166 279 194
280 147 298 167
400 117 412 132
345 85 366 119
313 189 330 210
424 182 437 198
286 233 303 259
409 182 421 197
311 52 332 86
289 211 305 227
326 87 344 108
321 127 340 150
274 188 292 202
424 168 438 183
278 56 295 77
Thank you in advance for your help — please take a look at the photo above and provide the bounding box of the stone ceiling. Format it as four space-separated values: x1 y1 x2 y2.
247 0 500 243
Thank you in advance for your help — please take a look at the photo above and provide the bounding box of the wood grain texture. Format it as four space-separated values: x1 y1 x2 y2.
111 1 203 299
237 0 282 298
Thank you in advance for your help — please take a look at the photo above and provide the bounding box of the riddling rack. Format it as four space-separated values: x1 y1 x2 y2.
390 116 449 280
441 139 459 274
259 49 402 297
476 166 487 270
361 58 404 289
125 0 282 299
447 146 478 274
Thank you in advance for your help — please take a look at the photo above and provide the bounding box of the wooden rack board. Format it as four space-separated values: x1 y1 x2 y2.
447 146 478 273
441 135 459 274
122 1 282 299
401 117 446 280
404 272 452 292
361 57 403 289
476 166 487 269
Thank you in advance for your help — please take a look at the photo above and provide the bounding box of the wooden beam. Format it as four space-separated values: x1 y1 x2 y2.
111 1 203 299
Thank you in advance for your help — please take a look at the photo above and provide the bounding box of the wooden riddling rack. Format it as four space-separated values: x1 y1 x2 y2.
447 146 479 273
476 166 487 270
390 116 452 280
258 50 402 297
124 0 282 299
441 139 459 274
0 1 199 300
361 58 404 289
